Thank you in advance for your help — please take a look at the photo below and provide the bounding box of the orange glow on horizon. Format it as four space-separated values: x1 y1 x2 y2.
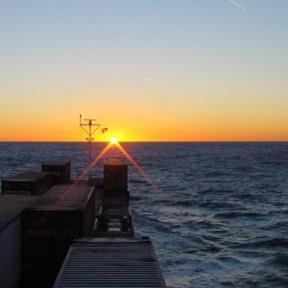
0 113 288 142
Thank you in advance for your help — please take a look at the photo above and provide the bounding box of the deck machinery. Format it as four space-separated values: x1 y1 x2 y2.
0 159 166 288
95 158 134 237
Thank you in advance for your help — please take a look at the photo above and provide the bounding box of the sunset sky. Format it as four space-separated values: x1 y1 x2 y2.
0 1 287 141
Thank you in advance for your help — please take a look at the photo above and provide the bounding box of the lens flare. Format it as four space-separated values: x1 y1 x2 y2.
62 140 159 203
35 143 114 229
115 142 159 192
110 137 119 145
61 143 113 200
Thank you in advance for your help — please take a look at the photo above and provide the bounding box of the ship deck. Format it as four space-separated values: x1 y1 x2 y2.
53 238 166 288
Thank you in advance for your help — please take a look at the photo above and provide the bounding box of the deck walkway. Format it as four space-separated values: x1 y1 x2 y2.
53 238 166 288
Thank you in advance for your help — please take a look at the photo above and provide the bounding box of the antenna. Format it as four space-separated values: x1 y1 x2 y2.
79 114 108 179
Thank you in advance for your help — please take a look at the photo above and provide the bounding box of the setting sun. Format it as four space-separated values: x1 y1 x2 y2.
110 137 119 145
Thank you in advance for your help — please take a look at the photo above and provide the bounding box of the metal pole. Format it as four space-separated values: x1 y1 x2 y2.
88 120 92 180
79 115 108 180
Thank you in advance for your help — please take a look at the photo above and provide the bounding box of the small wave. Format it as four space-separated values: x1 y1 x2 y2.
213 211 265 219
199 244 222 253
204 171 228 177
199 200 239 209
216 255 246 266
130 195 143 201
133 211 175 234
151 199 179 205
223 270 288 288
180 235 224 254
269 253 288 267
262 160 284 166
237 192 260 200
183 219 217 229
130 178 147 184
236 166 254 173
250 173 273 180
170 200 195 207
184 244 222 254
198 188 232 194
234 237 288 249
268 209 288 216
262 221 288 231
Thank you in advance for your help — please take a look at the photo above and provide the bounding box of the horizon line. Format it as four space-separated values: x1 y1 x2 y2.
0 140 288 143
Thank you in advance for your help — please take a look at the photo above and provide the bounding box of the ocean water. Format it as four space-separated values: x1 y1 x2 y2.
1 142 288 288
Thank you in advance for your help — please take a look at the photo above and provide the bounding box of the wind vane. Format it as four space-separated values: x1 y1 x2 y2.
79 114 108 179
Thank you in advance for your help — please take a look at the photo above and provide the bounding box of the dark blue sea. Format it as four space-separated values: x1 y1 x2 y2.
1 142 288 288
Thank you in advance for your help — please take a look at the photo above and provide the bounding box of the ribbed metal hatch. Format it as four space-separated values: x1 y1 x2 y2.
53 238 166 288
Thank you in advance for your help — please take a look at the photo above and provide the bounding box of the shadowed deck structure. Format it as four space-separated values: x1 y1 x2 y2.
0 158 166 288
53 238 166 288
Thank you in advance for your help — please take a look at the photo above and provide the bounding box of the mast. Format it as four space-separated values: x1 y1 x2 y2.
79 114 107 179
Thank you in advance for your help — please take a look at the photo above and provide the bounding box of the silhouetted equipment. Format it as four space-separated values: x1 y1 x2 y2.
0 195 40 288
104 158 128 193
0 156 166 288
95 159 133 237
79 114 108 179
22 184 95 288
1 171 52 195
42 160 71 184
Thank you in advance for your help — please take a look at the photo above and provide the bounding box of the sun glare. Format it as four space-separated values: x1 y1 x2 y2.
110 137 119 145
